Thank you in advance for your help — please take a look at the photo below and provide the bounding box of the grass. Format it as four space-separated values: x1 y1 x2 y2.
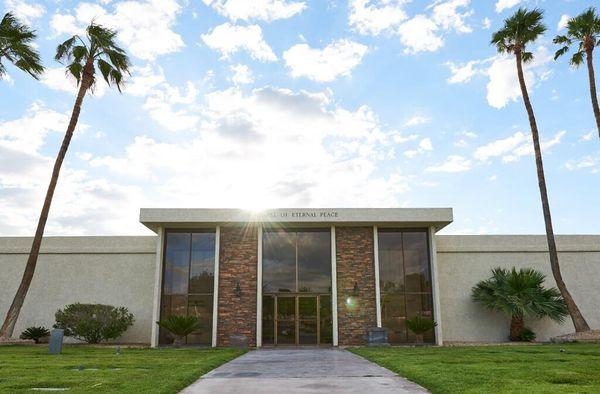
351 343 600 393
0 345 244 393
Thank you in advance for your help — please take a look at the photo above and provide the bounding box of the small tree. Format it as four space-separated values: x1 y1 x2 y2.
472 267 568 341
19 326 50 343
54 303 134 344
157 315 201 347
406 315 437 344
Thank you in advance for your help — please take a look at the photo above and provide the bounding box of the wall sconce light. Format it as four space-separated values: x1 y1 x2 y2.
234 281 242 298
353 281 359 296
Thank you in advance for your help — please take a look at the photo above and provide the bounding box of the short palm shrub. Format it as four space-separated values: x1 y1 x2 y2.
19 326 50 343
472 267 568 341
406 315 437 343
157 315 201 347
54 303 135 344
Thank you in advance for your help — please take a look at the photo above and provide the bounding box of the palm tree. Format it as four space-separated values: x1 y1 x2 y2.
491 8 590 333
0 22 130 340
554 8 600 139
472 267 568 341
0 12 44 79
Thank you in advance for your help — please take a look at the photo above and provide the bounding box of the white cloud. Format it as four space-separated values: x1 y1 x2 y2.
430 0 473 34
557 14 570 31
426 155 471 172
230 64 254 85
419 137 433 151
566 155 599 173
201 23 277 62
283 39 368 82
495 0 522 13
403 115 430 127
50 0 184 61
124 64 201 131
41 67 107 97
202 0 306 22
0 103 140 236
4 0 44 24
580 130 595 142
348 0 408 36
447 47 552 108
482 17 491 30
397 15 443 54
85 86 410 211
474 130 566 163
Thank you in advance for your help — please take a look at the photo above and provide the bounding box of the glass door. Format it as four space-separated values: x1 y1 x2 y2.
298 296 318 345
276 296 296 345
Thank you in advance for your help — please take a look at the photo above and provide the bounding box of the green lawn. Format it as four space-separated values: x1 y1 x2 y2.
351 344 600 393
0 345 244 393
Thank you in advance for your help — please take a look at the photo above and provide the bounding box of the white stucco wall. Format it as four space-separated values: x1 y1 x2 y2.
1 234 598 345
0 236 157 344
436 235 600 343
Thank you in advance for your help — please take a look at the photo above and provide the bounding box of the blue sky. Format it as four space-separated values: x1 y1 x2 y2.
0 0 598 236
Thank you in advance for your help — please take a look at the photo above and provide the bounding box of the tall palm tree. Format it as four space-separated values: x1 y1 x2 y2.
554 8 600 139
491 8 590 333
0 22 130 339
0 12 44 79
472 267 568 341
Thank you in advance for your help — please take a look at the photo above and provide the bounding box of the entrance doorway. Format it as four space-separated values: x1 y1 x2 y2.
261 229 332 346
263 294 332 345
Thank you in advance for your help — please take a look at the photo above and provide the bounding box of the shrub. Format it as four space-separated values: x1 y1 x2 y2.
515 327 536 342
20 326 50 343
472 267 567 341
157 315 201 347
54 303 134 344
406 315 437 343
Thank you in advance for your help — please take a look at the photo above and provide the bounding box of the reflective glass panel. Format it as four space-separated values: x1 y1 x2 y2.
297 231 331 293
377 229 435 344
164 233 190 295
189 233 215 294
263 231 296 293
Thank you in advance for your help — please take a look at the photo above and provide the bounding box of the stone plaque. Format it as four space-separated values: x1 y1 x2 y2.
48 329 64 355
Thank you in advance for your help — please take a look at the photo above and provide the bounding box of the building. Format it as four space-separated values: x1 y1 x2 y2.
1 208 599 346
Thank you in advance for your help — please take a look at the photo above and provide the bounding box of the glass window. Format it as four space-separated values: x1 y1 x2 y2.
160 230 216 345
263 229 331 294
297 231 331 293
378 229 435 344
263 231 296 293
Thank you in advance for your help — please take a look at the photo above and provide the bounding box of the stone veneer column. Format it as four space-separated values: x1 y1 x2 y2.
217 225 258 346
335 226 377 346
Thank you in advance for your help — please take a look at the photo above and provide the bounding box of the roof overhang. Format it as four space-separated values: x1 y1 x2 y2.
139 208 453 233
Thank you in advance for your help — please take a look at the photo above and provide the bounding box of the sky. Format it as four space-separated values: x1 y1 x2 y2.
0 0 598 236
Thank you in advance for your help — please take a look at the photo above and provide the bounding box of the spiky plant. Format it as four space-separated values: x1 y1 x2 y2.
554 8 600 139
491 8 591 333
0 22 130 340
0 12 44 79
406 315 437 343
157 316 202 347
19 326 50 343
472 267 568 341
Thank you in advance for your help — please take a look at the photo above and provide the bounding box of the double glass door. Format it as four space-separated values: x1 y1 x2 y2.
263 294 332 346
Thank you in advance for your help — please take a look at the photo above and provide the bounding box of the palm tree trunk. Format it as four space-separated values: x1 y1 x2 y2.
585 48 600 139
515 51 590 333
509 314 524 341
0 66 92 339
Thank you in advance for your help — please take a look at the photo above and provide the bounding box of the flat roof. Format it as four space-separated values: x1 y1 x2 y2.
139 208 453 233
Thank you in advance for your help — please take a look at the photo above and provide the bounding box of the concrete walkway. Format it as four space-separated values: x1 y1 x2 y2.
181 348 428 393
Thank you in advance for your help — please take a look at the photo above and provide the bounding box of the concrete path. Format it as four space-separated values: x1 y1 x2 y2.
181 348 428 393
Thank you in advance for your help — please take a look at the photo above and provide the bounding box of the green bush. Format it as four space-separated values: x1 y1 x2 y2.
406 315 438 334
157 315 201 347
19 326 50 343
515 327 536 342
54 303 134 344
